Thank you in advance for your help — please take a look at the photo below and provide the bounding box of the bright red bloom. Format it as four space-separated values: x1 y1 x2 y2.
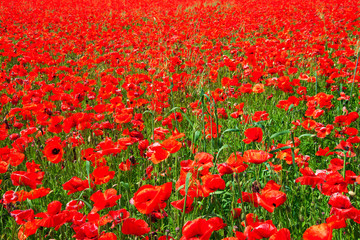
132 182 172 214
301 119 317 130
16 187 51 202
295 167 324 188
62 176 90 195
317 171 348 196
269 228 291 240
43 141 64 164
11 171 44 189
108 209 130 228
121 218 150 236
90 166 115 185
241 214 279 239
328 193 360 221
171 197 194 213
243 150 272 164
18 220 39 240
334 112 359 126
218 152 248 175
201 174 226 196
99 232 117 240
303 223 333 240
35 201 69 230
73 222 99 239
11 209 34 225
243 127 263 144
118 158 138 171
90 189 121 213
239 180 286 212
146 142 170 164
180 218 225 240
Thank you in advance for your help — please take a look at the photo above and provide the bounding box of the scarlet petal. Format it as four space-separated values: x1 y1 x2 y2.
303 223 333 240
243 150 272 164
121 218 150 236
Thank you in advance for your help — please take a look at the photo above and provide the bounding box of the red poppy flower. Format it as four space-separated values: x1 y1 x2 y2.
317 171 348 196
241 214 279 239
18 220 39 240
207 217 227 231
11 171 44 189
328 193 360 221
171 197 194 213
161 138 182 153
334 112 359 126
132 182 172 214
296 167 324 188
90 166 115 185
269 228 291 240
73 222 99 240
66 200 84 211
231 208 242 219
121 218 150 236
119 158 138 171
243 127 263 144
108 209 130 228
11 209 34 225
62 176 90 195
243 150 272 164
146 142 170 164
218 152 248 175
301 119 317 131
239 181 286 212
201 174 226 195
180 218 214 240
90 189 121 213
316 147 334 156
16 187 51 202
303 223 333 240
43 141 64 164
99 232 117 240
35 201 69 230
252 111 269 122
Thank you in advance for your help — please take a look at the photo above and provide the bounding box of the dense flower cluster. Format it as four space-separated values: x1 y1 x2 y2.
0 0 360 239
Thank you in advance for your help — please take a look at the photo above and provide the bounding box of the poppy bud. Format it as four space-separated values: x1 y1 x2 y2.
251 181 261 193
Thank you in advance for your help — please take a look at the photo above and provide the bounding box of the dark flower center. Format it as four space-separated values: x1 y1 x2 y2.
52 148 60 155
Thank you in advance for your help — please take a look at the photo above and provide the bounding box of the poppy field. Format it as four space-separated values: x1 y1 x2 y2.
1 0 360 239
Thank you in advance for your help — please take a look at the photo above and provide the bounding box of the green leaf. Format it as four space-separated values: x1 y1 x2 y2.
143 110 154 116
220 129 240 141
80 199 93 210
86 161 91 187
176 185 184 192
298 134 316 139
270 130 290 139
194 130 201 143
216 144 229 160
185 172 192 196
288 104 295 111
222 128 240 134
182 172 192 214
